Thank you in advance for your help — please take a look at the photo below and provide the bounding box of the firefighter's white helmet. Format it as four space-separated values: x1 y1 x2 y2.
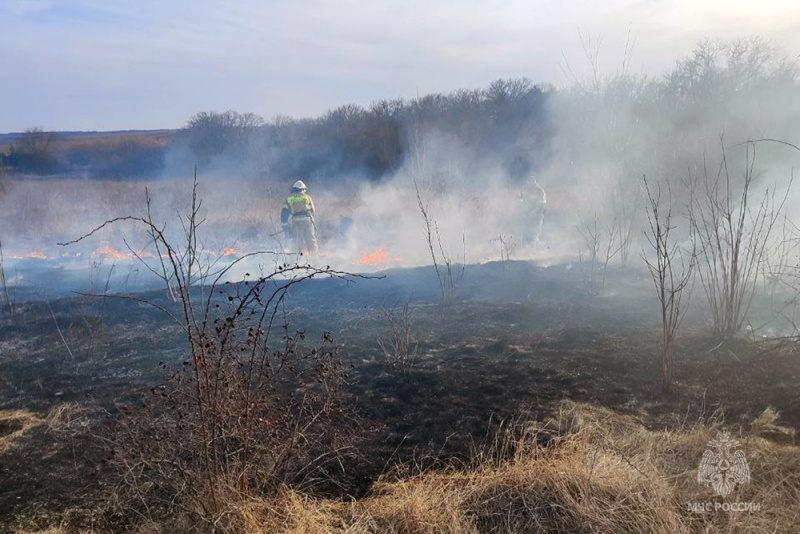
292 180 307 192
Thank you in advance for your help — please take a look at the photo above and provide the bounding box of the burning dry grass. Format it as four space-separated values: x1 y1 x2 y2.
356 246 398 268
0 177 360 263
205 402 799 534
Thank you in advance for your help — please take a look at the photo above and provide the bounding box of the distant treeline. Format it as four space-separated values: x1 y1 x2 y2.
0 129 172 179
0 78 551 181
4 38 799 186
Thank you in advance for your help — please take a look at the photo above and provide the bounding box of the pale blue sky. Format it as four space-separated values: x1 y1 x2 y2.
1 0 799 132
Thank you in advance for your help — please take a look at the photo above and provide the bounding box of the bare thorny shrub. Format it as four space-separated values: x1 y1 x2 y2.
759 215 800 330
60 179 362 531
0 239 16 318
688 141 791 338
577 214 602 293
1 159 19 317
377 303 418 375
577 185 640 295
490 233 514 269
576 214 622 294
122 174 219 304
610 184 641 266
413 178 465 303
643 177 694 392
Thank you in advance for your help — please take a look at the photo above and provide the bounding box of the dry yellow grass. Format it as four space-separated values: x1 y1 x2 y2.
0 402 85 454
14 402 800 533
0 409 44 454
195 402 799 534
14 529 98 534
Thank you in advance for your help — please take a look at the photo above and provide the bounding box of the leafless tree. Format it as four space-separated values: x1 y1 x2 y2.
688 141 790 337
577 213 601 293
0 240 15 318
600 216 623 289
181 110 265 164
578 212 626 293
643 177 694 392
761 215 800 319
491 233 514 269
609 185 641 266
414 178 465 302
8 127 59 174
16 127 56 155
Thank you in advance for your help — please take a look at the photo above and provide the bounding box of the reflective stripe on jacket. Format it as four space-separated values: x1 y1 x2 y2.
285 193 315 219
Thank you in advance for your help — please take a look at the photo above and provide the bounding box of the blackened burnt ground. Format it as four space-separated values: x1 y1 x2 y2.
1 260 799 530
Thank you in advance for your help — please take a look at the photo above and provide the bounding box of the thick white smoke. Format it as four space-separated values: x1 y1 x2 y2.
3 38 800 299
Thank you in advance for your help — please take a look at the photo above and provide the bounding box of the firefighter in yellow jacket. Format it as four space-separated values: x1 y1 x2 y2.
282 180 318 255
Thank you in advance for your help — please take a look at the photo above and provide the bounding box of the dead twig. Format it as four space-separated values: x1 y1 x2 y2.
48 303 75 362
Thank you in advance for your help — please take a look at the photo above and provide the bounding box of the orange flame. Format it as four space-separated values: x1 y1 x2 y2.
17 251 49 260
356 246 397 267
222 247 239 257
93 245 130 261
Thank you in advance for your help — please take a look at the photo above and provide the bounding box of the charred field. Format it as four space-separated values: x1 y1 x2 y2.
2 259 799 531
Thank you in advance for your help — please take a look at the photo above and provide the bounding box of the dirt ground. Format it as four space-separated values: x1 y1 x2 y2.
1 260 799 531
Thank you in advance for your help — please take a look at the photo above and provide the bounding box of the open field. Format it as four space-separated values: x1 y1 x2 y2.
1 261 798 532
5 5 800 533
3 38 800 534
